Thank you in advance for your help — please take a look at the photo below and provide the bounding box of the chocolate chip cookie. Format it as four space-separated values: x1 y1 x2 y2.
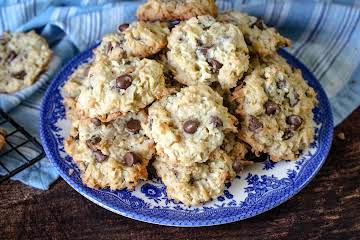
94 21 169 62
217 11 291 57
64 111 155 190
0 31 52 93
145 85 237 166
231 54 317 161
167 15 249 89
63 62 92 120
153 148 235 205
77 58 168 122
136 0 218 21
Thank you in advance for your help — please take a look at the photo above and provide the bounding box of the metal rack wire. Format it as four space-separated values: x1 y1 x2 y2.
0 109 45 183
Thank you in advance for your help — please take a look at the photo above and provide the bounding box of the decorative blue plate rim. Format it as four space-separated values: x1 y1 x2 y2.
40 46 334 227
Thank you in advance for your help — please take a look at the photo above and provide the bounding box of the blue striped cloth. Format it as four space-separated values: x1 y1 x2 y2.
0 0 359 189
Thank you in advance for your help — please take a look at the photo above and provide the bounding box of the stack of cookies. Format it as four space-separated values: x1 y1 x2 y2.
64 0 317 205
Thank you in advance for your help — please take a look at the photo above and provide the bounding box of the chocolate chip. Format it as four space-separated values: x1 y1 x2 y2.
123 152 141 166
183 119 200 134
248 116 263 132
252 18 265 30
282 128 294 140
125 119 141 133
86 136 101 150
90 118 102 126
276 77 286 89
106 42 113 54
11 70 27 80
210 116 223 128
198 47 208 56
118 23 130 32
207 58 223 73
232 159 243 173
93 150 108 162
286 115 303 130
168 20 181 29
264 100 280 115
6 51 17 63
116 74 132 90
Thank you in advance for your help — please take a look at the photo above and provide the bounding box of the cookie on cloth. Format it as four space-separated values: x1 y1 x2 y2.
0 31 52 93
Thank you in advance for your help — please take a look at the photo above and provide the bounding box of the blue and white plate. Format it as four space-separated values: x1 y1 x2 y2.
40 46 333 227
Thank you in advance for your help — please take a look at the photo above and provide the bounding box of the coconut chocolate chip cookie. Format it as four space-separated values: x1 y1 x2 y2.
63 62 92 120
77 58 168 122
217 12 291 57
145 85 237 166
154 149 235 205
231 54 317 161
64 111 155 190
0 31 52 93
94 21 169 62
136 0 218 21
167 15 249 89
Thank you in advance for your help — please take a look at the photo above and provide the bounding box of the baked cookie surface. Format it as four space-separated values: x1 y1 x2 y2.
167 16 249 89
63 62 92 120
217 12 290 57
231 54 317 161
153 149 235 205
145 85 237 165
64 111 155 190
77 58 167 121
94 21 169 62
0 31 52 93
136 0 217 21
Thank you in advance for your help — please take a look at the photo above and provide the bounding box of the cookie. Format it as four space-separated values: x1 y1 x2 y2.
221 133 253 172
63 62 92 120
136 0 218 21
77 58 168 122
167 16 249 89
231 54 317 161
0 128 6 151
145 85 237 166
217 11 291 57
94 21 169 62
153 149 235 205
0 31 52 93
64 111 155 190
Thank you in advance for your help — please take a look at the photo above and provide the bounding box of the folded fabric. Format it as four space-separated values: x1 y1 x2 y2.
0 0 359 190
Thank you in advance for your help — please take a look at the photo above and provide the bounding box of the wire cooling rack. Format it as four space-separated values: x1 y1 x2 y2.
0 109 45 183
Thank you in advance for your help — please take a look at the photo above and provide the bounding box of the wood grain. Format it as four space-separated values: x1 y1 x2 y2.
1 108 359 240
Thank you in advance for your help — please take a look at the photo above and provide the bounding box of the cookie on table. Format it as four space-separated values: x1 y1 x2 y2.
94 21 169 62
77 58 168 122
153 149 235 205
63 62 92 120
145 85 237 166
64 111 155 190
167 16 249 89
217 11 291 57
231 54 317 161
0 128 6 151
0 31 52 93
136 0 218 21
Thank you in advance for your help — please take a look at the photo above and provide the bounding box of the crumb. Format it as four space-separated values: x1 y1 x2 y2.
68 168 74 175
337 132 346 141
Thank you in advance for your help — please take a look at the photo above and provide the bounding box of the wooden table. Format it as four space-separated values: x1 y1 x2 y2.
1 108 359 240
